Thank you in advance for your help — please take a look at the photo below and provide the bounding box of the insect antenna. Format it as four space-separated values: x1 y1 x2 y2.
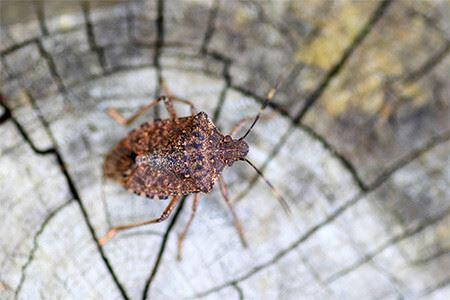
242 158 292 215
238 66 294 141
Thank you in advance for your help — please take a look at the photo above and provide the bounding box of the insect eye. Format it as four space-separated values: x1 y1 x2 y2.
224 135 232 142
136 155 148 164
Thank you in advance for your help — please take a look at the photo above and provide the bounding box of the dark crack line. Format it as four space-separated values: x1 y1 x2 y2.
154 0 165 68
0 102 12 125
341 227 407 295
0 38 38 57
53 134 130 300
141 10 236 294
140 1 186 298
141 19 234 296
194 130 450 298
195 191 365 298
370 262 406 298
293 0 393 123
248 0 297 51
33 0 49 36
153 67 163 118
200 0 220 55
124 0 134 44
3 28 135 299
2 88 130 299
297 250 334 295
420 273 450 298
407 6 450 42
411 247 450 266
226 84 368 191
323 130 450 284
223 0 441 207
204 49 233 70
367 130 450 190
230 84 292 120
82 1 107 72
152 0 166 118
0 21 98 58
14 200 73 300
212 84 228 127
403 40 450 84
142 196 187 300
325 206 450 285
0 97 53 154
299 123 368 191
35 40 68 96
232 282 244 300
212 57 231 125
50 135 129 299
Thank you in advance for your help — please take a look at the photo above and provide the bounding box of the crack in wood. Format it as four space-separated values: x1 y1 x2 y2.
0 98 53 154
366 130 450 190
35 40 68 96
140 1 182 297
141 3 250 294
340 227 407 297
298 123 368 191
247 0 297 51
403 41 450 84
195 192 365 298
151 0 165 119
1 90 130 299
293 0 394 123
410 247 450 266
325 206 450 285
227 85 368 191
193 133 450 298
33 0 49 37
232 282 244 300
229 0 394 207
211 56 231 125
369 261 407 297
82 1 107 72
3 1 449 296
200 0 220 55
0 38 38 57
14 200 73 299
420 273 450 298
142 197 187 300
0 102 12 125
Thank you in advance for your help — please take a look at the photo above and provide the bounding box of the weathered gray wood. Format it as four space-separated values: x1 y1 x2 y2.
1 0 450 299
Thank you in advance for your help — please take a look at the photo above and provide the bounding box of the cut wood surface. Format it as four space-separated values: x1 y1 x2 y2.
1 0 450 299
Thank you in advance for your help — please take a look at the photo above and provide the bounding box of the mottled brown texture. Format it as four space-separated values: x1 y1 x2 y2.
104 111 249 199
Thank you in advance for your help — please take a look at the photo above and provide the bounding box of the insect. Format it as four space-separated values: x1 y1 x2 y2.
99 78 290 259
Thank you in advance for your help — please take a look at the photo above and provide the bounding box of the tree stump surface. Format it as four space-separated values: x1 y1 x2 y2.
1 0 450 299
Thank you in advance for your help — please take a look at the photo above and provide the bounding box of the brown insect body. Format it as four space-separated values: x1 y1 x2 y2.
99 76 290 254
104 111 249 199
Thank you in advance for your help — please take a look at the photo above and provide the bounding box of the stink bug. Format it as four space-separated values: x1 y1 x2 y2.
100 77 290 259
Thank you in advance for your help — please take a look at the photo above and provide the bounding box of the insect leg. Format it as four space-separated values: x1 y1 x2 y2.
170 96 197 116
106 96 164 126
161 79 196 115
218 176 248 248
161 96 178 119
159 80 177 119
99 195 180 245
176 193 201 260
